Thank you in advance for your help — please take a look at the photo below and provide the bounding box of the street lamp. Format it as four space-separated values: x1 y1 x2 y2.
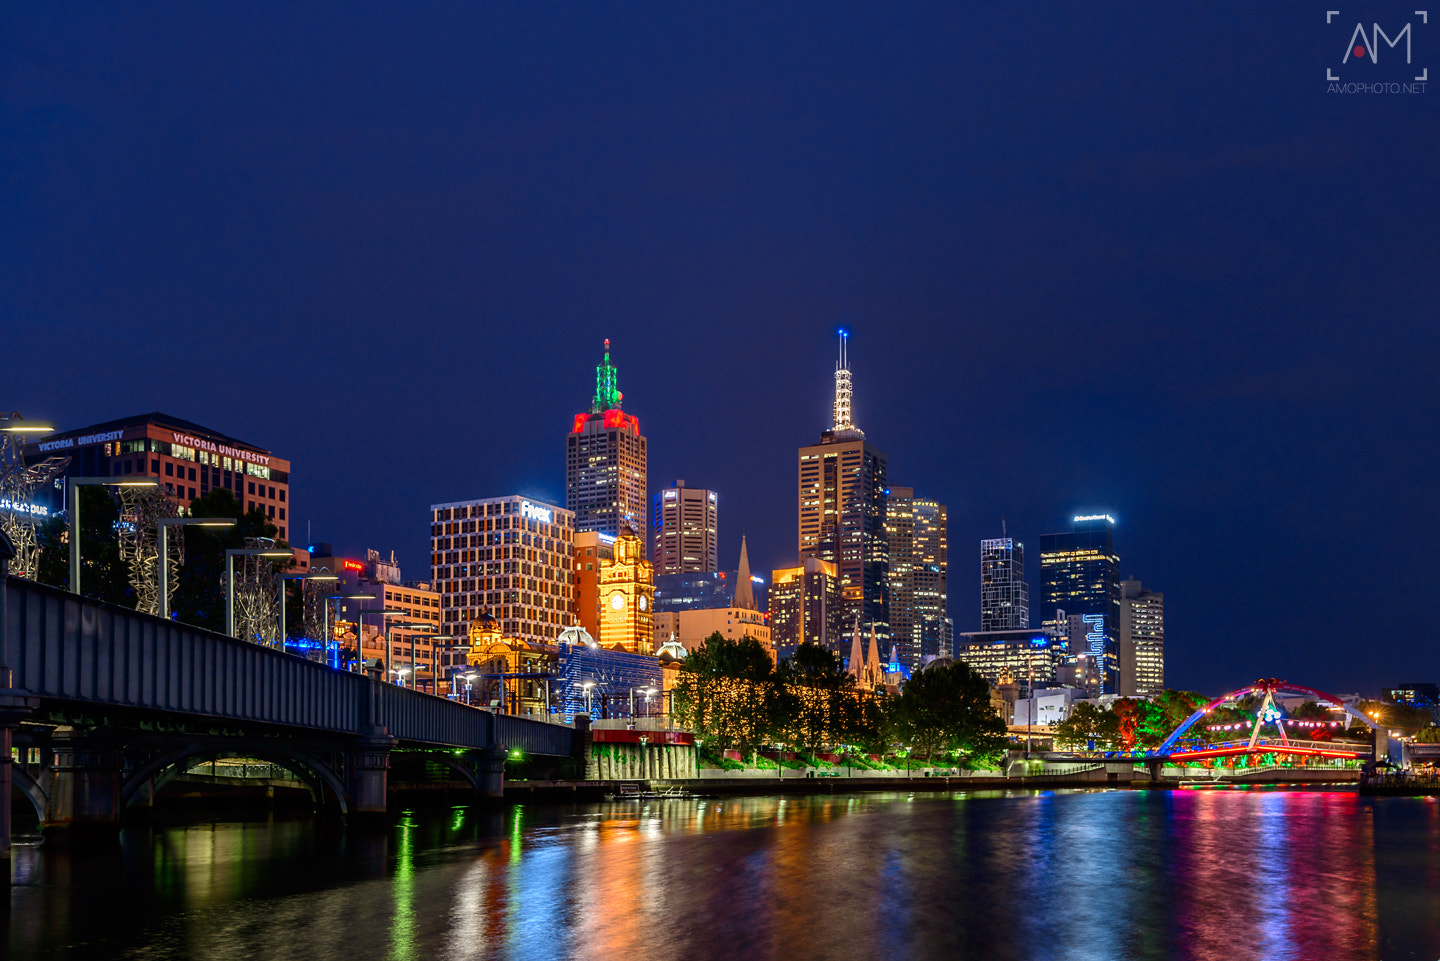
278 571 339 652
464 672 479 706
385 621 434 687
224 547 294 638
66 477 158 593
581 680 596 717
329 593 376 671
0 417 56 436
358 607 405 672
425 634 460 696
630 685 657 718
392 667 412 687
157 517 236 620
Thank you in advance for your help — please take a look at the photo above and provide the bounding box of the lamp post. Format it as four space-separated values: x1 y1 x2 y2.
464 672 479 706
224 547 294 638
66 477 158 594
358 607 405 673
392 667 411 688
329 593 376 670
278 571 338 652
386 621 434 686
425 635 460 696
581 680 595 718
157 517 235 620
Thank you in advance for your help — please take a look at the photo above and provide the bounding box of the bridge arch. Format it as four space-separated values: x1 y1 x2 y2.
121 740 350 815
1157 679 1381 756
10 766 47 820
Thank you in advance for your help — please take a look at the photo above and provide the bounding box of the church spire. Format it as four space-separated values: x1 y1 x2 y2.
592 338 621 413
733 536 755 611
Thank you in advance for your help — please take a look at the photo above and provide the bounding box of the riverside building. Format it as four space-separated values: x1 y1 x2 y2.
26 412 292 541
429 495 574 644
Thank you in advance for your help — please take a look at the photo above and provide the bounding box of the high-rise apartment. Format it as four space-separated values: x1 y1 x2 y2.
1040 514 1121 695
566 340 648 545
429 495 575 644
797 331 889 642
651 480 717 574
887 487 949 669
1119 577 1164 697
981 534 1028 631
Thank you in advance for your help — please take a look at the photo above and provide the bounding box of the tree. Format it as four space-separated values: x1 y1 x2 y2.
888 661 1006 762
1054 702 1119 751
775 642 855 759
672 633 779 760
1136 690 1209 748
34 486 131 606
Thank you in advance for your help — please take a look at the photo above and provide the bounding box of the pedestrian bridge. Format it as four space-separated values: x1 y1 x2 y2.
2 572 575 842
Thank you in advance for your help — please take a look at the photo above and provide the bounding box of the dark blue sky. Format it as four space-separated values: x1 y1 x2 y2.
5 4 1437 695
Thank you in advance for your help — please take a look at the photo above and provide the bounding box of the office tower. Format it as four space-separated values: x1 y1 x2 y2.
797 331 889 642
650 537 772 659
566 340 648 545
1040 514 1121 695
956 628 1064 694
1119 577 1165 697
651 480 717 575
26 412 293 542
887 487 949 669
597 526 654 653
980 534 1028 631
768 557 846 655
429 495 575 644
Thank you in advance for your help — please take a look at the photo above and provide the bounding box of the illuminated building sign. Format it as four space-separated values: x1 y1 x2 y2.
1082 614 1106 658
38 429 123 452
0 498 48 518
1073 514 1115 524
171 432 271 467
664 490 676 499
520 501 554 523
342 559 364 572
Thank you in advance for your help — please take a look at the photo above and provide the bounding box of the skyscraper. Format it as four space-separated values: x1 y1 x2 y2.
797 331 889 644
566 340 648 546
651 479 717 574
768 557 845 655
887 487 949 669
1119 577 1165 697
980 534 1029 630
1040 514 1121 695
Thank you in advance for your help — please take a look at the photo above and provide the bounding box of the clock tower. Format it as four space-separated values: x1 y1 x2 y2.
598 526 654 653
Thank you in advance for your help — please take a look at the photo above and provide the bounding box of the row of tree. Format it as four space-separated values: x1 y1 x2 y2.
672 634 1008 764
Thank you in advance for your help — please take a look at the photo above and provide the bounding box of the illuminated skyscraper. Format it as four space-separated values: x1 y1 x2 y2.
1039 515 1120 695
797 331 889 643
566 340 648 547
887 487 949 669
651 479 717 575
1119 577 1164 697
981 534 1028 630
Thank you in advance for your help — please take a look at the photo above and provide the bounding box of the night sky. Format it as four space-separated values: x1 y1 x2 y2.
5 4 1437 696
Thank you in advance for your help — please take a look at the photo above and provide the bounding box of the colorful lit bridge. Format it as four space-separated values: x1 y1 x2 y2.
1098 678 1387 766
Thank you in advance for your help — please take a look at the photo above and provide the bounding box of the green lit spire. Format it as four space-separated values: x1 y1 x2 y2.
592 338 621 413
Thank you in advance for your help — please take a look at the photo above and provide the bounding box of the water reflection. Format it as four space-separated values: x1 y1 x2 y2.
8 789 1440 961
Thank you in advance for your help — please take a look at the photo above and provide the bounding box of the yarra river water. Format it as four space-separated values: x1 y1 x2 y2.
9 787 1440 961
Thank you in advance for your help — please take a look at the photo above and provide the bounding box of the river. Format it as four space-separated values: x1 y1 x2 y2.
8 787 1440 960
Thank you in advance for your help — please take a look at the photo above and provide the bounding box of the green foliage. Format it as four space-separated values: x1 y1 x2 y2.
1358 700 1434 731
887 661 1007 761
1053 701 1120 750
34 487 131 605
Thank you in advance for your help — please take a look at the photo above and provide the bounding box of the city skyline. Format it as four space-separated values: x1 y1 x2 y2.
4 6 1433 698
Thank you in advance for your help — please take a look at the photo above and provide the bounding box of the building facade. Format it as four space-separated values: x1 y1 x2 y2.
572 530 616 642
429 495 575 644
768 557 845 656
1040 515 1121 696
887 487 949 669
797 332 889 644
566 340 648 546
26 412 293 541
956 628 1065 695
597 526 654 653
1119 577 1165 697
980 535 1028 631
651 480 717 575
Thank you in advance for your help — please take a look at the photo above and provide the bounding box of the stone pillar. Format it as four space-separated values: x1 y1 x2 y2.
476 748 507 798
349 733 397 816
572 715 593 781
43 729 124 841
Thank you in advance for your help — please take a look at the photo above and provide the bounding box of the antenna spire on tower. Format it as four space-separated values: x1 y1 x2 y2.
832 329 855 432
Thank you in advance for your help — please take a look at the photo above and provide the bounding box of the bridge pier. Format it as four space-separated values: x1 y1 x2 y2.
43 729 124 842
476 748 507 799
350 733 397 817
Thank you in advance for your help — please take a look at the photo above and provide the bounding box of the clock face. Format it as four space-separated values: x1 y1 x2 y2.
610 594 626 611
638 595 648 611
